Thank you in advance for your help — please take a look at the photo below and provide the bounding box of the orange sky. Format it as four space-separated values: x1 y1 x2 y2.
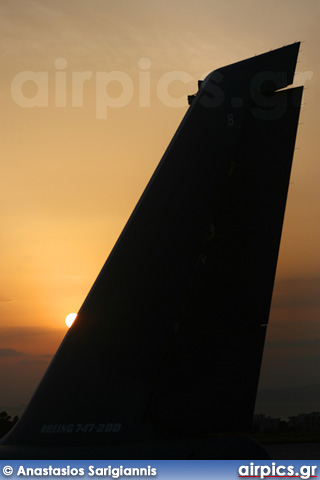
1 0 320 415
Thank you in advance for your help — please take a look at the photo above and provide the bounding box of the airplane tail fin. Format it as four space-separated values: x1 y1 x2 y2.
2 43 303 450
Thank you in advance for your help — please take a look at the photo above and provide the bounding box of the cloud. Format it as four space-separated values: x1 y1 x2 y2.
272 278 320 309
0 348 23 357
0 326 65 360
0 326 66 340
18 357 52 366
0 348 52 360
0 295 13 302
255 383 320 418
267 338 320 349
0 344 53 371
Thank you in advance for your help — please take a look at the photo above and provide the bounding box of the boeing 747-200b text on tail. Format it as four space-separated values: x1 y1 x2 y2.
0 43 303 459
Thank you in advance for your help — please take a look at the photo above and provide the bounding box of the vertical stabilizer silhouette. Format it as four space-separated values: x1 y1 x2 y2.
1 43 303 459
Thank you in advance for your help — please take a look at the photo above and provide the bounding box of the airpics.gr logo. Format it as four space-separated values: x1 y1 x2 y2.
238 462 317 480
9 57 313 119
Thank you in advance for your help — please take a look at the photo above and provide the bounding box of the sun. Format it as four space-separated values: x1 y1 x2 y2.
65 313 77 328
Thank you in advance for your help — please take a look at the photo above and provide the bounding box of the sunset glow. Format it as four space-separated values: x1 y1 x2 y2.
0 0 320 417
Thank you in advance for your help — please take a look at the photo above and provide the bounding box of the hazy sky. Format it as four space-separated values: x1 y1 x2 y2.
0 0 320 416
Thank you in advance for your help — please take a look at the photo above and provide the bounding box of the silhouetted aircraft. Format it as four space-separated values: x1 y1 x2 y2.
0 43 303 459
